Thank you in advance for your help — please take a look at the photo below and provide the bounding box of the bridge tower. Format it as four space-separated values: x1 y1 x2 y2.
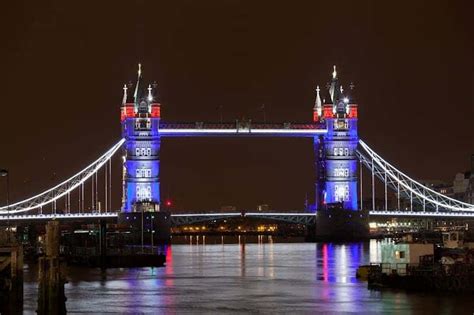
120 65 161 212
314 67 359 210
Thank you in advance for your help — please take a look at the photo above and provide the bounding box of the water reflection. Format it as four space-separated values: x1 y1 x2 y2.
20 237 474 313
316 242 365 283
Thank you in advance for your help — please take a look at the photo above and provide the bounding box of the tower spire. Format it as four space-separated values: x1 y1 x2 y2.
329 65 338 103
133 63 142 105
314 85 322 117
122 84 128 105
147 84 153 102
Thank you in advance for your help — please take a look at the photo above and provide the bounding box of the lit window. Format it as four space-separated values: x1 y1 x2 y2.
333 147 350 156
334 168 349 177
395 251 405 259
334 184 349 202
136 184 152 200
136 168 152 178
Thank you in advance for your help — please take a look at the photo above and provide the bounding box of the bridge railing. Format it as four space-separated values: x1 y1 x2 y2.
158 122 324 130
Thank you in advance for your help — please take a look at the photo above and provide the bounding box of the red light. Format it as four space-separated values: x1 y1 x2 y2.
348 106 358 118
165 200 172 207
121 104 135 121
323 106 333 119
151 103 161 118
313 111 319 122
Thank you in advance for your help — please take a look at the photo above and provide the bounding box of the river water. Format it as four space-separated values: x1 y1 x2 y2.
23 236 474 314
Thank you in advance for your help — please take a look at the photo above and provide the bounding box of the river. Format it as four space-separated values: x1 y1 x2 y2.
22 236 474 314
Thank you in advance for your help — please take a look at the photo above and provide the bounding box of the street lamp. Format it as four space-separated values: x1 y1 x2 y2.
0 169 10 239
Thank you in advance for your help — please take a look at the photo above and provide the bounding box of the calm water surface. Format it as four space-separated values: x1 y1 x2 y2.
23 237 474 314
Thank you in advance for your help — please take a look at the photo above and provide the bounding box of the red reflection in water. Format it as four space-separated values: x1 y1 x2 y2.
165 245 174 286
322 244 328 282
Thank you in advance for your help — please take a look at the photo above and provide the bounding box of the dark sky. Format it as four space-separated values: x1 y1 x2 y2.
0 0 473 211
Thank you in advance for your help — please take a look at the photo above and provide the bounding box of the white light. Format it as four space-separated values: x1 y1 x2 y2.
369 211 474 218
158 129 327 135
343 97 349 104
0 139 125 214
359 140 474 211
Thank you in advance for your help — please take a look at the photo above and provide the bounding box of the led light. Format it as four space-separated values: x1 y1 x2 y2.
0 139 125 214
359 140 474 211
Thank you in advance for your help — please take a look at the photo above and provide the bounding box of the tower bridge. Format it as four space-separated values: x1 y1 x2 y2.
1 65 473 234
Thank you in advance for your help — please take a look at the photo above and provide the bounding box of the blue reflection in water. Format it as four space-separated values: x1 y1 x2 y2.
21 237 474 313
316 242 365 283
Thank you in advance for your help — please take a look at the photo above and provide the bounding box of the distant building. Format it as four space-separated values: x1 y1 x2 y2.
418 180 453 196
453 172 471 201
220 206 237 212
257 204 270 212
450 154 474 203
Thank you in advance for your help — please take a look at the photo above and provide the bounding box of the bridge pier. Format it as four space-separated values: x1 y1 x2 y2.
313 208 369 241
37 221 67 315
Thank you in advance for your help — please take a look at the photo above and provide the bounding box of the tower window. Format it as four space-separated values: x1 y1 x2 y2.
135 147 152 157
334 184 349 202
136 184 152 200
333 147 350 156
136 168 152 178
334 168 349 177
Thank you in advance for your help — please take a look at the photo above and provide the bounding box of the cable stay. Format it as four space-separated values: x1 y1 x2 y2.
0 139 125 214
357 139 474 212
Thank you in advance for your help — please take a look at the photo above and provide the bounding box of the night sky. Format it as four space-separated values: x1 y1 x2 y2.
0 1 472 211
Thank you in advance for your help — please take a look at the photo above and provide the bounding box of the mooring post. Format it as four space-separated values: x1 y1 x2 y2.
37 221 67 315
99 219 107 268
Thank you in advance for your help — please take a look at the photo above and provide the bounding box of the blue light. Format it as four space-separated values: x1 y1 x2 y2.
121 109 161 212
317 113 359 211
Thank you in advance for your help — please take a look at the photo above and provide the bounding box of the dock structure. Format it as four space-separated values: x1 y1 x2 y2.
0 231 23 314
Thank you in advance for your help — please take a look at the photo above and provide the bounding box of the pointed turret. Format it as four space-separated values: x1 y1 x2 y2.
121 83 135 121
149 82 161 118
122 84 128 105
133 63 142 107
329 65 338 103
147 84 153 102
313 85 322 122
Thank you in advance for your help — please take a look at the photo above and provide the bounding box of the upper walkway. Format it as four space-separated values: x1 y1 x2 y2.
157 122 326 137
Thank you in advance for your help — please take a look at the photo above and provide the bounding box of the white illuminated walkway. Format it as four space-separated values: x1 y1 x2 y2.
158 122 326 137
1 211 474 224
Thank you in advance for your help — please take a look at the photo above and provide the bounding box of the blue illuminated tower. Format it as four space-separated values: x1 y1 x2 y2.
120 65 162 212
314 67 359 210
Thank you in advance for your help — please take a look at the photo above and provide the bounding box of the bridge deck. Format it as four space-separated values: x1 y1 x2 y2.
1 210 473 224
